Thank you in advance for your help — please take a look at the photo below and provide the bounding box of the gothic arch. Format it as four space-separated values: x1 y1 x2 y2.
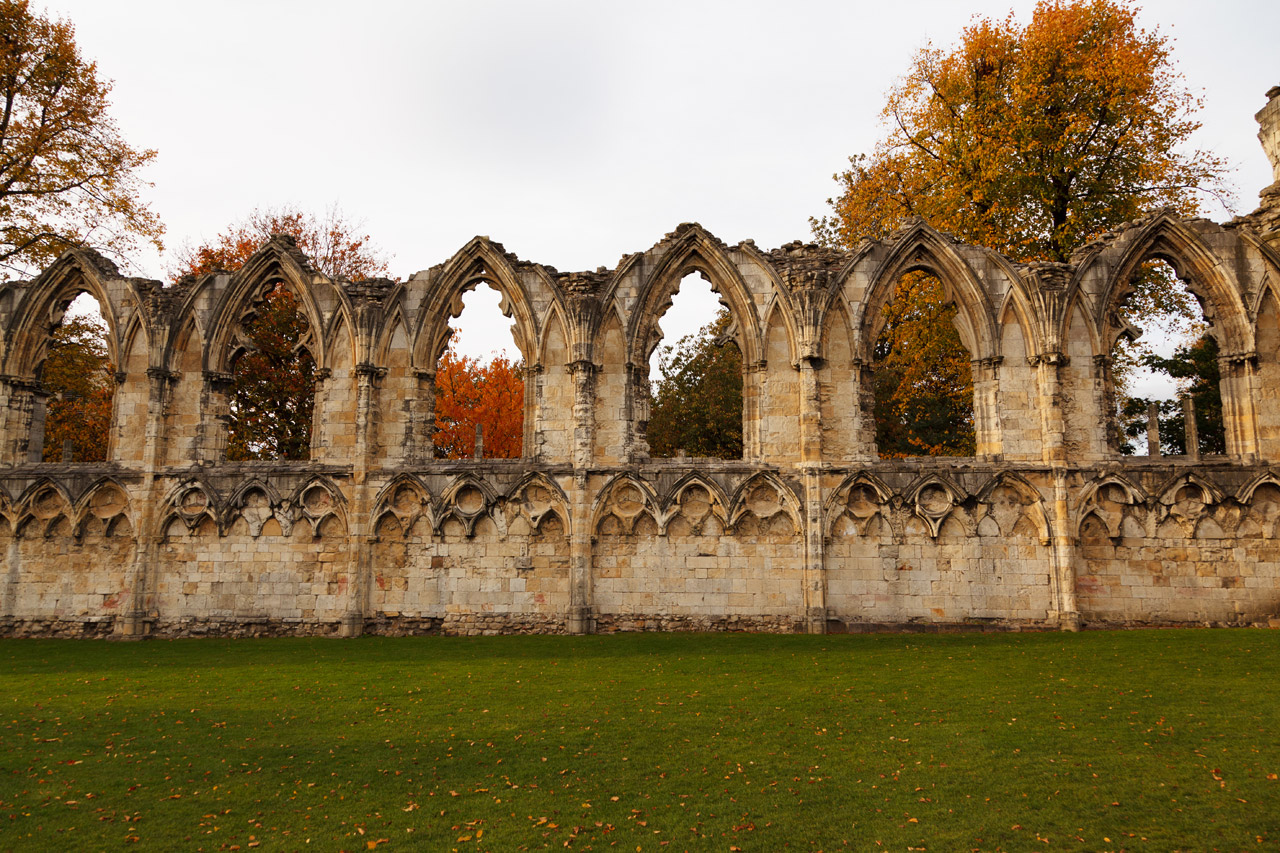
0 249 142 381
659 471 730 521
823 471 894 538
625 224 765 368
1237 471 1280 504
202 238 338 374
846 221 999 363
727 472 802 534
412 236 541 369
1084 213 1252 357
591 473 660 535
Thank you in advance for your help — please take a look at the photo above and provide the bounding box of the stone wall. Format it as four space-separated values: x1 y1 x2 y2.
3 89 1280 638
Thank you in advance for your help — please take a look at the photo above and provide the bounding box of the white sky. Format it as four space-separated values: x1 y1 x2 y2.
45 0 1280 389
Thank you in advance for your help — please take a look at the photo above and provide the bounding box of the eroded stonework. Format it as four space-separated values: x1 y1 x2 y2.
3 89 1280 638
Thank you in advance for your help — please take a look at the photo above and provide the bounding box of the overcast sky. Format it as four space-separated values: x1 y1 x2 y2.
44 0 1280 381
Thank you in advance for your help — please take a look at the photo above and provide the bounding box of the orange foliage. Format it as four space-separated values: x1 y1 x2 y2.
170 205 390 281
815 0 1227 262
433 336 523 459
40 314 114 462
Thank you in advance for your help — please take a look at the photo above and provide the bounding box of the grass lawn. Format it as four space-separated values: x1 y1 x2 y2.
1 630 1277 852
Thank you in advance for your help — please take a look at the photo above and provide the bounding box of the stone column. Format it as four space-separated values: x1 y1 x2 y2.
1032 352 1079 629
971 356 1003 458
741 360 766 461
797 357 826 633
116 366 176 640
0 376 43 465
340 363 385 638
1219 352 1259 459
566 360 598 634
411 368 436 461
197 370 233 465
524 364 542 459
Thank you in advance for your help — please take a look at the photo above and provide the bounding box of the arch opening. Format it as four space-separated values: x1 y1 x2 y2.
226 282 316 460
38 292 114 463
433 279 524 459
645 273 743 459
1112 258 1226 456
870 270 975 458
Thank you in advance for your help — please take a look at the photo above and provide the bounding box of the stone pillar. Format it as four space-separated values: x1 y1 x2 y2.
1032 352 1079 628
624 361 650 461
523 363 542 459
412 368 436 461
567 471 595 634
797 357 826 633
340 363 385 639
568 360 597 469
116 366 176 640
197 370 233 465
849 360 878 461
1146 402 1161 457
1219 352 1259 459
971 356 1003 458
741 360 766 461
1258 85 1280 185
0 376 44 464
1032 353 1068 465
566 360 598 634
1050 469 1080 631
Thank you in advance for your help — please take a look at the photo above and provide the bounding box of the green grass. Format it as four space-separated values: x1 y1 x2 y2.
1 630 1277 852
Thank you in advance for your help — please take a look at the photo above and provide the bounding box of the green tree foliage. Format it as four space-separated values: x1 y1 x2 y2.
39 313 113 462
812 0 1227 455
1120 334 1225 456
0 0 163 278
874 273 975 457
226 286 315 461
647 310 743 459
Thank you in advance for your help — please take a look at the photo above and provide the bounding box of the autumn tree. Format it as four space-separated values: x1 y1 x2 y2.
812 0 1227 454
225 286 314 460
646 310 743 459
0 1 163 278
433 334 524 459
170 205 390 281
873 273 975 457
177 205 390 461
39 313 113 462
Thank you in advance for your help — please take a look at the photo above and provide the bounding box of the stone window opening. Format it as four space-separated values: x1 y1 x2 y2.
1110 257 1226 457
432 277 525 459
35 291 115 464
869 269 976 458
644 272 744 460
225 281 316 461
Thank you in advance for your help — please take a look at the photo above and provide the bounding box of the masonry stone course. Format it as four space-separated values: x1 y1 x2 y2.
2 89 1280 638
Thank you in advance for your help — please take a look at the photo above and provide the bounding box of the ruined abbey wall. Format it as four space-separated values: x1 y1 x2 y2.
3 90 1280 638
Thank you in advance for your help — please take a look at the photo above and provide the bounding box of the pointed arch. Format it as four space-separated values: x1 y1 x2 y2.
1087 213 1252 356
660 471 730 520
1 249 141 379
848 222 998 362
727 471 802 533
974 471 1052 542
203 238 339 374
1236 471 1280 505
823 471 894 538
1154 471 1226 507
1074 472 1148 513
626 224 764 367
591 473 660 534
226 478 284 510
506 471 573 531
412 236 542 369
